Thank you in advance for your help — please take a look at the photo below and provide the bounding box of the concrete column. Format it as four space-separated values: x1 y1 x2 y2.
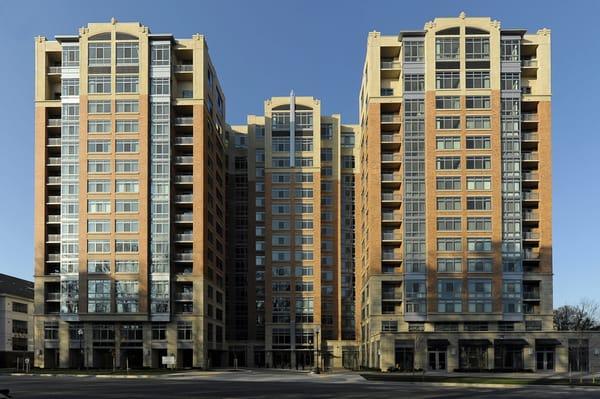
247 345 254 367
523 345 535 371
380 335 395 370
447 337 459 372
166 321 178 367
84 324 93 368
193 317 205 368
114 325 121 369
58 321 70 368
143 323 152 368
555 344 568 372
33 317 45 368
487 346 494 370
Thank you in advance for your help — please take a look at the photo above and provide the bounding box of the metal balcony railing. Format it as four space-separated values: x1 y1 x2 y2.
47 176 61 184
381 61 401 69
522 192 539 200
175 253 193 261
175 175 193 183
522 113 538 122
47 195 61 203
523 232 540 240
47 138 61 146
175 64 193 72
175 136 193 145
381 134 402 143
175 291 194 301
175 194 193 203
47 234 61 242
175 156 193 164
174 117 193 125
47 118 61 127
522 133 538 141
175 213 193 222
47 215 61 223
522 152 539 161
47 66 62 74
522 172 539 180
47 157 61 166
176 233 193 242
522 59 538 67
46 292 61 301
381 114 402 123
381 192 402 201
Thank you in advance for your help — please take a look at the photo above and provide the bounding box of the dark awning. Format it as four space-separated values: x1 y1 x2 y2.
535 339 562 346
494 339 529 346
459 339 492 347
427 339 450 347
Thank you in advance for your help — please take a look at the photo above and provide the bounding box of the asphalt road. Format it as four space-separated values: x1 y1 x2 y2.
0 371 599 399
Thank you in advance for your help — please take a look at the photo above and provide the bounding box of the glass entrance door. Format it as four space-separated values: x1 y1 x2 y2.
536 349 554 371
428 350 447 371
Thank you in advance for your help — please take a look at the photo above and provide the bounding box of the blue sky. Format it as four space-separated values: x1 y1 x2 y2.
0 0 598 307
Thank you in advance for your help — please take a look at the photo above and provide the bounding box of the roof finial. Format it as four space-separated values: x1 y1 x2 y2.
459 11 466 19
111 17 117 25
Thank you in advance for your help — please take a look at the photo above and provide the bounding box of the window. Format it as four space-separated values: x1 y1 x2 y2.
87 239 110 253
295 281 314 292
116 280 139 313
88 43 111 66
116 119 139 133
467 217 491 231
466 116 491 130
436 176 460 190
436 156 460 170
87 140 110 154
437 217 461 231
295 111 313 129
116 219 139 233
404 74 424 92
501 39 520 61
295 234 314 245
116 139 139 153
382 320 398 332
467 196 491 210
62 45 79 67
87 219 110 233
464 322 489 332
466 71 490 89
466 156 491 169
501 72 521 91
466 95 490 109
12 302 28 313
88 280 111 313
438 280 462 313
88 159 110 173
88 199 110 213
115 159 139 173
467 238 492 252
87 179 110 193
320 123 333 140
467 258 493 273
62 78 79 96
341 132 355 147
436 71 460 89
116 76 139 93
87 260 110 273
89 100 111 114
295 219 314 229
437 258 462 273
115 180 139 193
466 136 491 149
44 322 59 340
436 136 460 150
436 96 460 109
116 199 139 213
436 38 459 60
88 75 111 93
437 196 461 211
436 116 460 130
321 148 333 161
295 137 313 152
88 120 111 134
437 237 462 251
151 77 170 95
151 43 170 65
115 239 139 253
467 176 491 190
272 157 290 168
116 43 139 65
466 37 490 60
116 100 139 114
296 188 313 198
13 319 28 334
404 41 424 62
342 155 355 168
178 321 192 340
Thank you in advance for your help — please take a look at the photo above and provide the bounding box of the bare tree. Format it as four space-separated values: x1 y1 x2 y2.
554 298 600 331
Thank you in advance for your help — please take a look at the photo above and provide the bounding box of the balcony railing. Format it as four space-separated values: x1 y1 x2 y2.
47 118 61 127
47 138 61 146
522 172 539 181
381 134 402 143
47 66 62 74
523 232 540 240
381 61 401 69
381 173 402 182
175 156 193 164
522 192 539 200
381 88 394 96
382 291 403 300
382 252 402 261
175 213 193 222
175 64 193 72
47 195 61 204
175 291 194 301
381 192 402 201
522 152 539 161
175 194 193 203
523 211 539 221
47 215 61 223
175 253 193 261
524 250 540 260
521 86 532 95
47 234 61 242
382 212 402 221
522 59 538 67
382 232 402 241
176 233 193 242
175 136 193 145
47 176 61 185
175 175 193 183
522 113 538 122
174 117 193 125
523 291 540 300
47 157 61 166
522 133 538 141
46 292 61 301
381 114 402 123
46 253 60 262
381 153 402 162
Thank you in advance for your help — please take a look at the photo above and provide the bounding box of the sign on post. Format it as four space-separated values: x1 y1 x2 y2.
162 356 176 368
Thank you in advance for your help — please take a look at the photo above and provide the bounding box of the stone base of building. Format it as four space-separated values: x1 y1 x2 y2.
361 331 600 373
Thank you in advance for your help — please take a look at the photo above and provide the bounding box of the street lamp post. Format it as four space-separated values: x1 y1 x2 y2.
314 327 321 374
77 328 84 370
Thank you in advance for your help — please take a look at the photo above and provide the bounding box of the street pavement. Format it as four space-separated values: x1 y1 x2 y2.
0 370 599 398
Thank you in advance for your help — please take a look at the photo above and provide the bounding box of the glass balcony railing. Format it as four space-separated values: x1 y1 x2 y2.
175 156 193 164
522 113 538 122
381 114 402 123
175 136 193 145
174 117 193 125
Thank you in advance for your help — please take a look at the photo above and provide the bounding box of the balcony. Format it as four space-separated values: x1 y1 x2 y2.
522 59 538 67
381 134 402 143
174 117 193 125
523 291 540 300
47 234 61 243
47 118 61 127
522 113 538 122
47 195 61 204
175 175 193 184
524 250 540 260
522 133 538 141
381 88 394 96
521 86 532 95
523 232 540 240
382 251 402 261
381 61 401 69
175 136 193 145
523 211 539 221
175 156 193 165
47 215 61 224
381 153 402 162
47 157 61 166
175 291 194 301
381 173 402 183
382 291 403 301
47 176 61 185
381 114 402 124
381 192 402 202
175 194 193 203
175 253 193 262
47 66 62 74
46 253 60 262
522 192 539 201
46 292 61 301
522 172 539 181
175 64 193 73
382 231 402 241
47 138 61 146
522 152 539 161
382 211 402 222
175 233 193 242
175 213 193 223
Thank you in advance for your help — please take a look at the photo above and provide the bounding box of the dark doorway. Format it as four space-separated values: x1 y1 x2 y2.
295 350 314 370
151 349 167 368
120 348 143 369
272 351 291 368
459 340 490 371
44 349 58 368
92 348 113 369
394 342 414 372
536 346 555 371
494 343 525 371
568 339 589 372
178 349 193 368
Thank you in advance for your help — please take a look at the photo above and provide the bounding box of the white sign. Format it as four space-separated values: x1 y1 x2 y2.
162 356 175 365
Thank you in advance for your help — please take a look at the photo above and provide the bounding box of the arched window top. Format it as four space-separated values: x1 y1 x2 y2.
88 32 111 41
272 105 290 111
116 32 138 40
436 27 460 36
466 27 489 35
295 105 312 111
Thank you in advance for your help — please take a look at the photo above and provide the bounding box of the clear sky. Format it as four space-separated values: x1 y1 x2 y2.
0 0 598 307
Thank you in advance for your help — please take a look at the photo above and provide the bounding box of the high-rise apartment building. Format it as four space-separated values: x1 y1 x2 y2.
225 95 359 368
355 14 558 371
34 20 227 368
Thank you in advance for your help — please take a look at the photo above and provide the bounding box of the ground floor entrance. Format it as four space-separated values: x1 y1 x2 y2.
295 350 314 370
458 340 490 371
394 340 414 371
